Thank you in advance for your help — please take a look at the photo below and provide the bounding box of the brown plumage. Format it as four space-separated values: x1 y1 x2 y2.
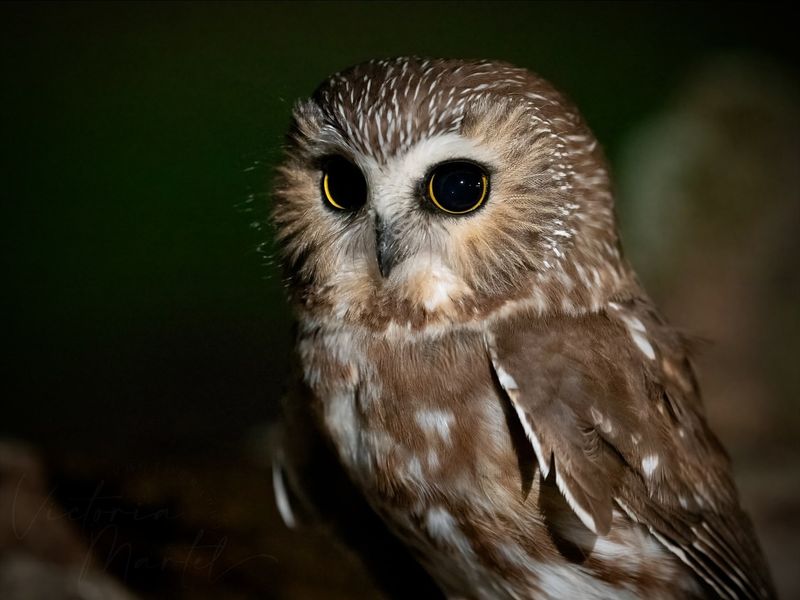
270 57 775 599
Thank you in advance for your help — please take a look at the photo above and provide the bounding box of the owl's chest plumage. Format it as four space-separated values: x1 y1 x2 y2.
297 319 686 600
300 322 506 499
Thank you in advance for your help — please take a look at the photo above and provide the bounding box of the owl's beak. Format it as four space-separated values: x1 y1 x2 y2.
374 217 396 278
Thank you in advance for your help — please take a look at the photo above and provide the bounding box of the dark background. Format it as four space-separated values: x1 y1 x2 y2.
1 2 798 598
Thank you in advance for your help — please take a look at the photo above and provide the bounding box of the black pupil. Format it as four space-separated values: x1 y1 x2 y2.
324 156 367 210
430 161 485 213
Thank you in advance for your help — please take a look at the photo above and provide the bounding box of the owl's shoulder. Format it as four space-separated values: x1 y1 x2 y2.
488 299 776 598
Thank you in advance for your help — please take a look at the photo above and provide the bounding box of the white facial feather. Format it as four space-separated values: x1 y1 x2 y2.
360 132 498 222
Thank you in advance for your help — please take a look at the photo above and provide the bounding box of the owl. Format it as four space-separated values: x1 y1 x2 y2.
270 57 776 599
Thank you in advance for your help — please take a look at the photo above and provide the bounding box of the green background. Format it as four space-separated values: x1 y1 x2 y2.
2 3 799 598
2 1 796 454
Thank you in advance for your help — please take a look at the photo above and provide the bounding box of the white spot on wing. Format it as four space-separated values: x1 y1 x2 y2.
641 454 659 477
609 305 657 361
590 406 614 435
630 329 656 360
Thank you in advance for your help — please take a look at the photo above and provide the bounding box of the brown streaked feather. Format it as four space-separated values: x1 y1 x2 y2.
488 302 776 599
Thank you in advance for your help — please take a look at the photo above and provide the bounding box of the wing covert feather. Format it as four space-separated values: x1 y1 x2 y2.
487 303 775 599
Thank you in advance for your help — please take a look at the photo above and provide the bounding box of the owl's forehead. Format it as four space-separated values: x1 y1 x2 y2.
307 57 559 162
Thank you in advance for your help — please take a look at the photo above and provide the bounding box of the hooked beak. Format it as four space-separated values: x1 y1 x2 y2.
374 215 397 278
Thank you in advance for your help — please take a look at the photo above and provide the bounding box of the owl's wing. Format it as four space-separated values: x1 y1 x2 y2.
486 301 775 600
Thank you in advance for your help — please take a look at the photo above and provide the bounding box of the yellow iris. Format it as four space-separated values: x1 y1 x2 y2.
322 172 347 210
427 171 488 214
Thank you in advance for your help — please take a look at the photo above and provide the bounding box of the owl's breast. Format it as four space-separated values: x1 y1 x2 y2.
296 320 693 600
300 322 550 597
300 323 516 503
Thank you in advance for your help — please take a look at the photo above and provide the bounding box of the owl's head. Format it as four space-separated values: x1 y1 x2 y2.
273 58 632 331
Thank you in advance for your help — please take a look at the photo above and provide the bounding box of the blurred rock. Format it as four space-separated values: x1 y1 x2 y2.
0 440 139 599
617 55 800 598
0 437 386 599
619 54 800 444
0 552 139 600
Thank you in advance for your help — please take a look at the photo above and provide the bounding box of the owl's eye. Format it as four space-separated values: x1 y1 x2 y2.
321 156 367 211
426 161 488 215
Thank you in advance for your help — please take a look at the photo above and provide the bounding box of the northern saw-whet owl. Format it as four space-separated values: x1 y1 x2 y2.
270 57 775 599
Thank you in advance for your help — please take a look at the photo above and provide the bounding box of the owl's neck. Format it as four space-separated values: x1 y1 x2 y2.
292 254 640 341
